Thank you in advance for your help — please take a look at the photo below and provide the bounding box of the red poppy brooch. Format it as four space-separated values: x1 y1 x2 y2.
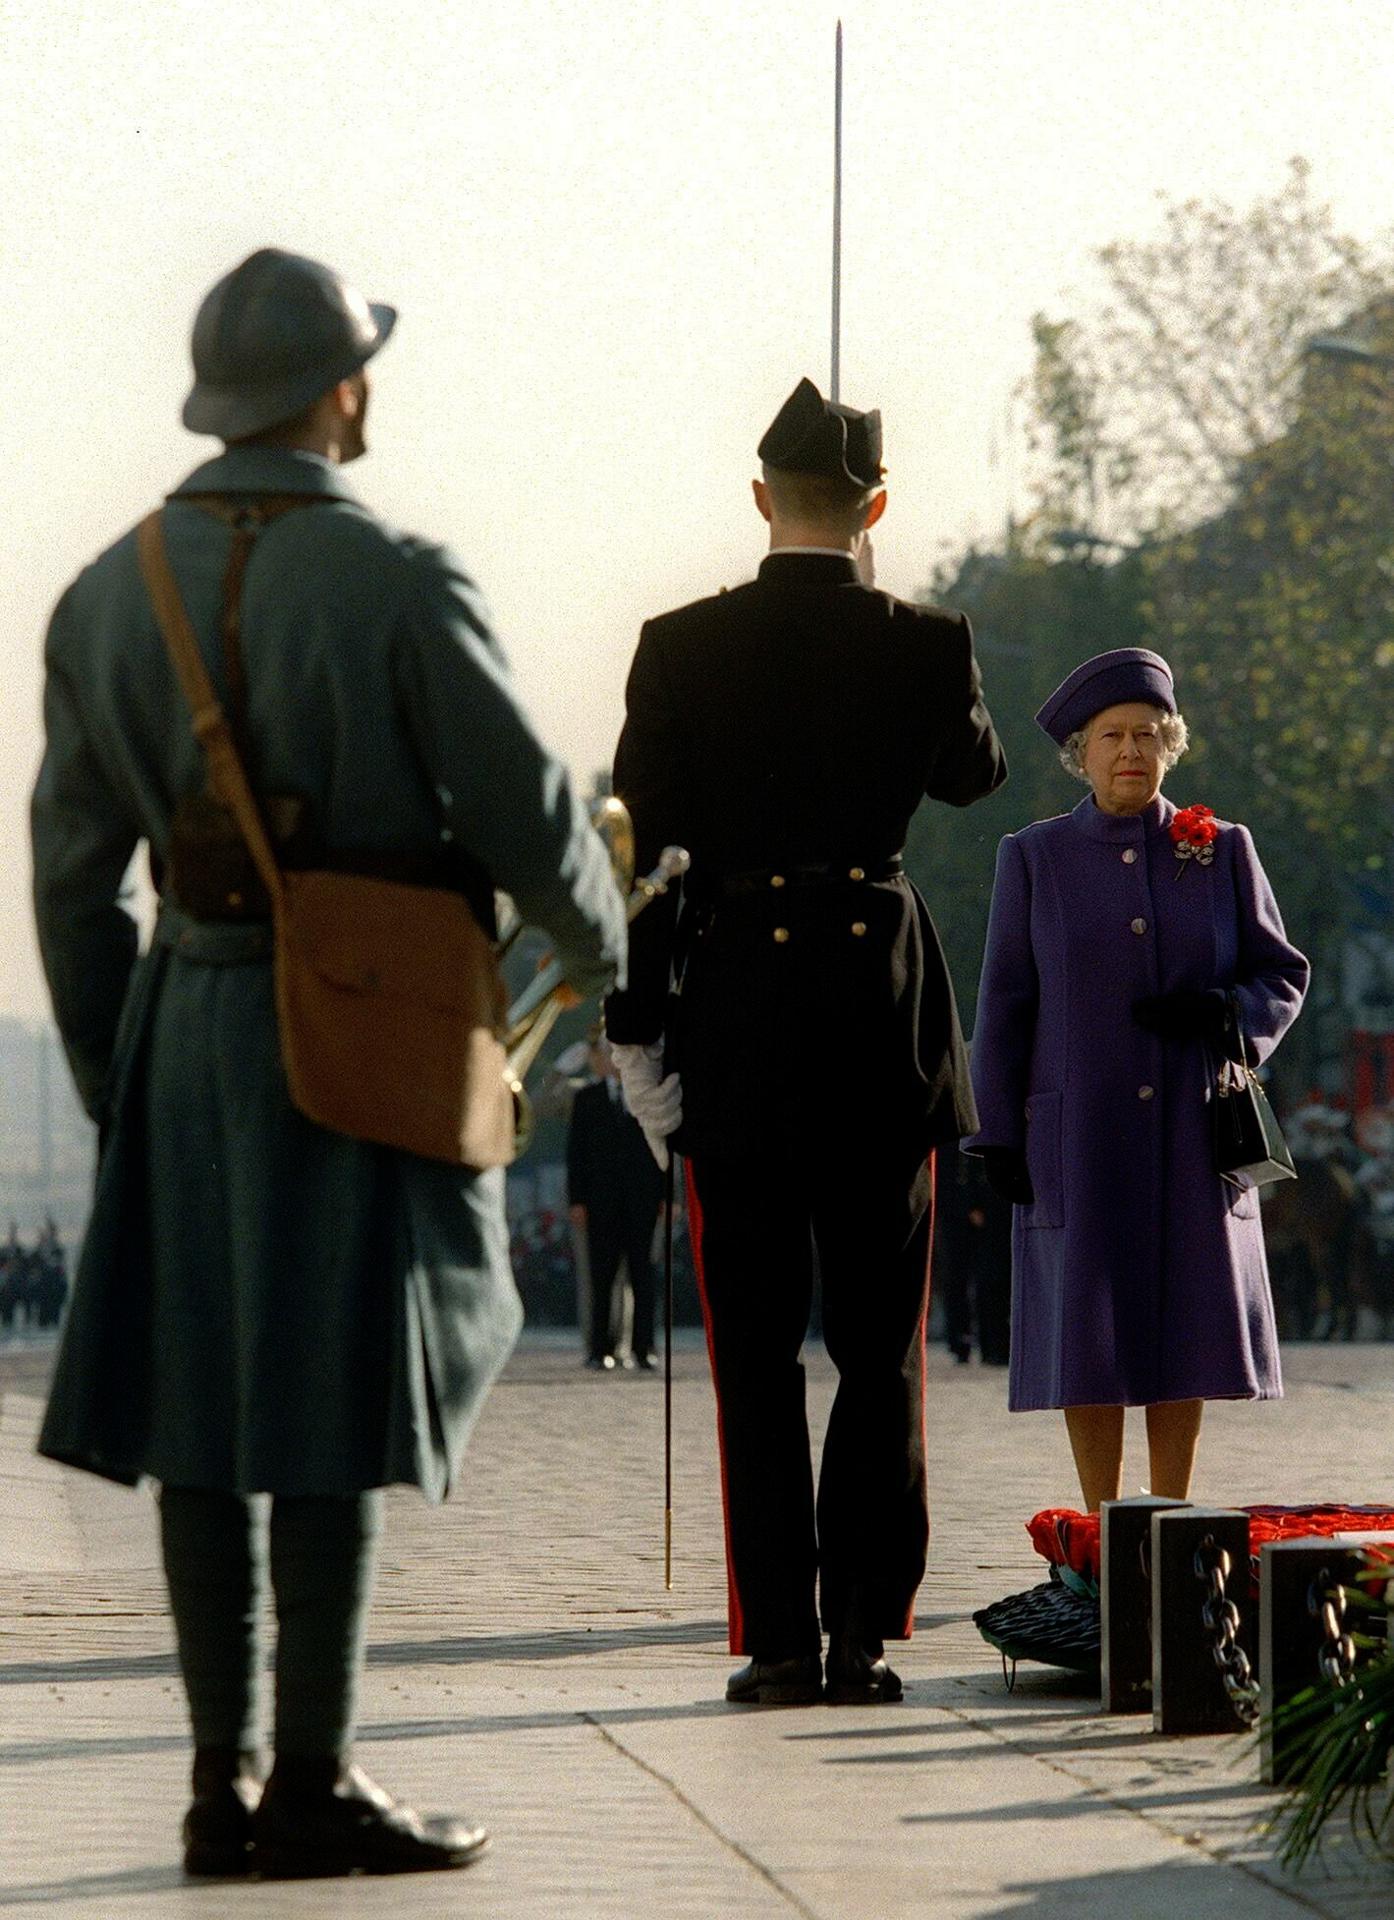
1170 803 1219 877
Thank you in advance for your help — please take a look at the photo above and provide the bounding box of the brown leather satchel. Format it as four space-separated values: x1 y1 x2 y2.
137 508 518 1169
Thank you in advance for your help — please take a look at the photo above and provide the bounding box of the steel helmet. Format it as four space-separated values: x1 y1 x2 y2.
182 247 397 441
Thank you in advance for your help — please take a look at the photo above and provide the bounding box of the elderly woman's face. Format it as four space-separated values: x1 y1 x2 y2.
1082 702 1167 816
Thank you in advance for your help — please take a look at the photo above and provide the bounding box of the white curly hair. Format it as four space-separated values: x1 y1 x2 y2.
1059 709 1190 784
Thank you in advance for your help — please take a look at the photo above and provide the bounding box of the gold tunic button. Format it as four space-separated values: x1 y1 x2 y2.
1122 849 1138 865
851 921 867 937
1131 917 1147 935
849 866 865 881
770 874 786 889
773 926 790 943
1139 1084 1155 1101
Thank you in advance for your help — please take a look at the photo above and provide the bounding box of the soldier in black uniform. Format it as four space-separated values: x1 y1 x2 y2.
604 378 1006 1705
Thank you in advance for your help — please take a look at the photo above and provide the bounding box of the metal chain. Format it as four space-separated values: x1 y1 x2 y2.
1307 1570 1358 1690
1194 1537 1261 1725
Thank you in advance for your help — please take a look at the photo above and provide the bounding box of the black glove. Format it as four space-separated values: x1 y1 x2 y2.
1132 988 1230 1042
978 1147 1035 1207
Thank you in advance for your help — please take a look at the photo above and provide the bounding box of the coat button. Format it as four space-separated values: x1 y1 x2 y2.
1131 917 1147 935
1138 1084 1155 1100
770 874 786 888
1122 849 1138 864
849 866 865 881
773 926 790 943
851 921 867 937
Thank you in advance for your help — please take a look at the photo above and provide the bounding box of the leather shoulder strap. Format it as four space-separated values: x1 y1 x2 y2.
135 510 284 910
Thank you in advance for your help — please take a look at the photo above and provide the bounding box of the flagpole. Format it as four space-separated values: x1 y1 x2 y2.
831 19 843 402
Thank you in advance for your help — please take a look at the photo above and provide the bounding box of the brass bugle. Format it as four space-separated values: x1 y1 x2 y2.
494 795 635 966
504 841 690 1071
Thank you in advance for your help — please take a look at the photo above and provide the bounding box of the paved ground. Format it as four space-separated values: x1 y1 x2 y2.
3 1329 1393 1918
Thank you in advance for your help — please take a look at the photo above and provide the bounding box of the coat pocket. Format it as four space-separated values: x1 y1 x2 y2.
1023 1090 1064 1229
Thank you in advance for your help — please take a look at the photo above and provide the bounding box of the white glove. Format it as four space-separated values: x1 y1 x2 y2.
610 1041 683 1171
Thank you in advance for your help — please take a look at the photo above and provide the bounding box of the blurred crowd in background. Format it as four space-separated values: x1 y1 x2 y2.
0 1217 68 1334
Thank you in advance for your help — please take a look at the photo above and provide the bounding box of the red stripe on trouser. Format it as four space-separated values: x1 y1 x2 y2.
683 1159 748 1656
898 1147 936 1639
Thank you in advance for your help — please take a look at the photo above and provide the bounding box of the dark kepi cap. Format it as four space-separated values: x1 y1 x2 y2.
1035 648 1176 746
758 377 883 487
182 248 397 441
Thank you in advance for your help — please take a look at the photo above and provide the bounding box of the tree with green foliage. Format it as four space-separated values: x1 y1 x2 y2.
1023 157 1389 547
926 161 1394 1080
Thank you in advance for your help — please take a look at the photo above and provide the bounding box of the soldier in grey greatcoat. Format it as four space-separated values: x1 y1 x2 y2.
30 249 627 1878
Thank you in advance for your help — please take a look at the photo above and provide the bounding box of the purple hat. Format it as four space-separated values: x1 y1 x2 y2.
1034 648 1176 746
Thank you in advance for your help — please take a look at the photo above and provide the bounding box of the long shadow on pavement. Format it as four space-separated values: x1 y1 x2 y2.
977 1850 1393 1919
0 1697 741 1770
362 1618 728 1667
0 1617 730 1689
0 1865 186 1908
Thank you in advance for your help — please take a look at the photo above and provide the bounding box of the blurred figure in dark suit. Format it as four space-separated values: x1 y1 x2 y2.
937 1152 1011 1365
567 1036 664 1370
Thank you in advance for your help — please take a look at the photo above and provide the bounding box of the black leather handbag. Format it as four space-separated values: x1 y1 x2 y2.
1212 992 1297 1190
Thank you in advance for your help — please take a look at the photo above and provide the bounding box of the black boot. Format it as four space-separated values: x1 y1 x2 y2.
725 1652 823 1706
182 1746 263 1876
824 1622 904 1704
250 1756 489 1877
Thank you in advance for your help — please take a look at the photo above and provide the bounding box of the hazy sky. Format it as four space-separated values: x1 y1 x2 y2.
4 1 1392 1019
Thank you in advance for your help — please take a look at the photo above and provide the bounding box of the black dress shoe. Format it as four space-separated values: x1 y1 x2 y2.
824 1646 904 1704
633 1352 658 1371
250 1760 489 1878
725 1654 823 1706
585 1354 617 1372
182 1746 263 1876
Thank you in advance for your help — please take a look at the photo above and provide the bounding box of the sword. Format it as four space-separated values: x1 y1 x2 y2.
831 19 843 403
663 1153 675 1590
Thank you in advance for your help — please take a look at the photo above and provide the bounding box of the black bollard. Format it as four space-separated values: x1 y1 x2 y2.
1100 1497 1190 1713
1151 1507 1253 1734
1259 1533 1394 1785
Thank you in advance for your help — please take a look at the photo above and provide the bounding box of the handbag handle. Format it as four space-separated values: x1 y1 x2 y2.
136 510 285 914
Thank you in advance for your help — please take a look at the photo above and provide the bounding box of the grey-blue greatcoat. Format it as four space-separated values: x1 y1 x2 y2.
966 794 1308 1412
32 447 627 1498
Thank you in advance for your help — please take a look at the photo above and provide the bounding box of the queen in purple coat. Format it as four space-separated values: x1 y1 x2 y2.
966 649 1308 1511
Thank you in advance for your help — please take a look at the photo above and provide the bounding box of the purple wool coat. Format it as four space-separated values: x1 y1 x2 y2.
967 794 1309 1412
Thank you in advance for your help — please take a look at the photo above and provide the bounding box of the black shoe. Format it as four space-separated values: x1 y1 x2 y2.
633 1352 658 1371
182 1746 263 1877
585 1354 616 1371
250 1760 489 1878
725 1654 823 1706
824 1644 904 1705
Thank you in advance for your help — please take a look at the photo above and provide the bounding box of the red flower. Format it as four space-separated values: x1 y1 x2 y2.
1170 803 1219 847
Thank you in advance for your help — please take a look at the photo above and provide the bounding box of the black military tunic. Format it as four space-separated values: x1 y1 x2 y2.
606 549 1006 1661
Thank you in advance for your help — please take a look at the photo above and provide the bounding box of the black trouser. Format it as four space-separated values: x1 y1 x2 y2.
587 1206 658 1361
685 1143 935 1659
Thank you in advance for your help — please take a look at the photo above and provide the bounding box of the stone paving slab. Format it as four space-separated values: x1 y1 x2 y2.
2 1333 1392 1916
